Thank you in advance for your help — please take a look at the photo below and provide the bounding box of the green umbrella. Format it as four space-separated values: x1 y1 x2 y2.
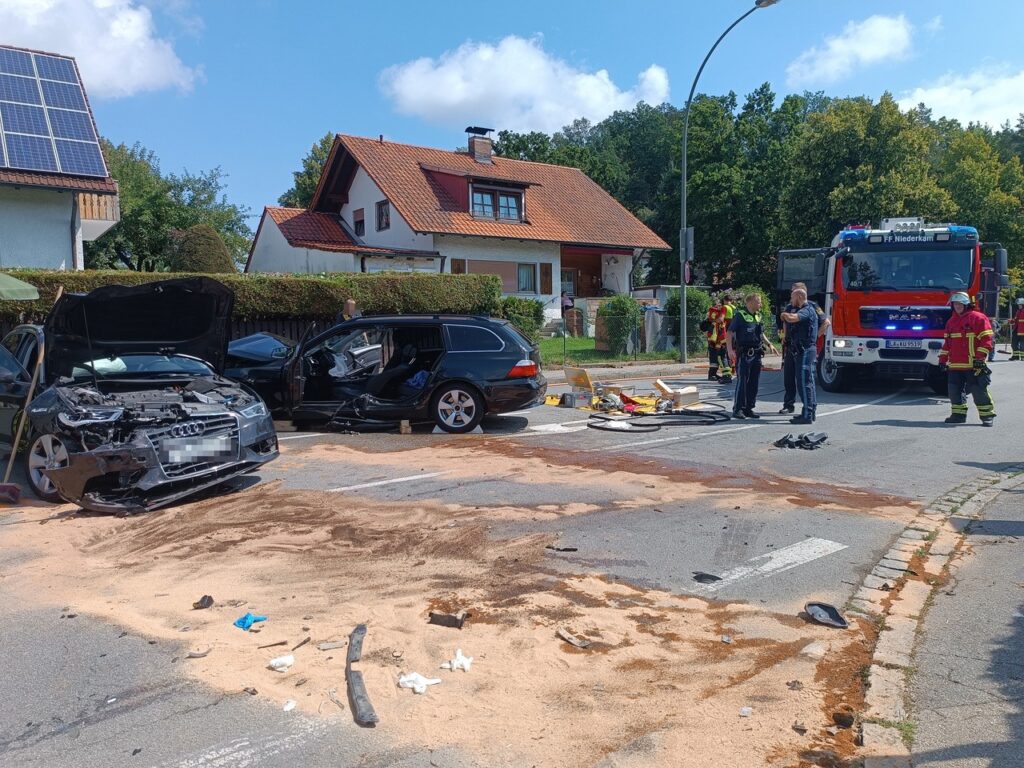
0 273 39 301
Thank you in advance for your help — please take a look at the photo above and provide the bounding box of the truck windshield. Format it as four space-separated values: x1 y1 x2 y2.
842 249 973 291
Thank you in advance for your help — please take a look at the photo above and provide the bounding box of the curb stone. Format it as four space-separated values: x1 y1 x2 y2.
850 464 1024 758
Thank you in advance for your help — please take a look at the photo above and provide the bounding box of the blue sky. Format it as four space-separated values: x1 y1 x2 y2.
4 0 1024 228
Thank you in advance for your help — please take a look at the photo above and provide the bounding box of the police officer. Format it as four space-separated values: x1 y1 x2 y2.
778 282 829 414
727 292 777 419
780 287 820 424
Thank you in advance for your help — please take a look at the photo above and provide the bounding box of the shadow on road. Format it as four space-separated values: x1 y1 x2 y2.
955 460 1024 473
947 516 1024 537
853 419 952 429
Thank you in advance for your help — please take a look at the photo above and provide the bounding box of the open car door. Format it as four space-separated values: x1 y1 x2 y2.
284 321 319 414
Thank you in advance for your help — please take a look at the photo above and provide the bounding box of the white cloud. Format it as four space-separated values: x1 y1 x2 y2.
786 14 913 88
899 67 1024 127
925 15 943 35
0 0 198 98
379 35 670 134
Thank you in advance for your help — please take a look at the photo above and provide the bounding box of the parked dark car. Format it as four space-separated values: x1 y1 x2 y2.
227 315 546 433
5 278 278 513
224 332 297 413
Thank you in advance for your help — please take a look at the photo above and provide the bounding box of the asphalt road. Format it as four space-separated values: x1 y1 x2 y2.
911 486 1024 766
2 358 1022 767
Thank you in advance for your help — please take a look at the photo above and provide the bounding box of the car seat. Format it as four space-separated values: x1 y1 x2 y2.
364 344 417 398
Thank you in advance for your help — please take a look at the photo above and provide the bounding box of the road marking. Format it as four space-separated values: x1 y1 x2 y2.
161 720 331 767
699 537 848 593
326 471 450 493
277 433 330 441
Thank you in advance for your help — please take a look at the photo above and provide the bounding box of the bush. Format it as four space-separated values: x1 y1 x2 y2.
0 270 503 322
167 224 236 273
732 283 777 339
664 287 711 355
597 294 643 354
499 296 544 341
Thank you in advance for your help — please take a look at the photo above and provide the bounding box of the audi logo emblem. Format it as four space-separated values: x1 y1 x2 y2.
170 421 206 438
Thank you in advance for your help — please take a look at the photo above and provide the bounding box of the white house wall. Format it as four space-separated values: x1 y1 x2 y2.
601 254 633 295
435 235 562 319
248 215 355 273
340 167 435 252
0 186 75 269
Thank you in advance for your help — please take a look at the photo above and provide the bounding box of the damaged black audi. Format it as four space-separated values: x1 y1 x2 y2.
23 277 278 513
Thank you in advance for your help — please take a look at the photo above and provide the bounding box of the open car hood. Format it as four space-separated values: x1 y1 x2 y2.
44 277 234 381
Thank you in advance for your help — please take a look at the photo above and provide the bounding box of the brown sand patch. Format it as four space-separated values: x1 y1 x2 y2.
1 485 870 768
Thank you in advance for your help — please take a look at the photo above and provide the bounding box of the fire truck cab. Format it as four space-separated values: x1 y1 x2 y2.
777 217 1010 393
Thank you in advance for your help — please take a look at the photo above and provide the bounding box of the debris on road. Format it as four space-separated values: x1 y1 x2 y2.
186 648 211 659
832 710 856 729
792 722 808 735
282 699 296 712
257 640 288 650
692 571 722 584
721 635 733 645
233 612 267 631
545 545 578 552
291 636 311 652
323 687 345 712
317 640 347 651
242 687 258 696
787 680 804 691
346 624 379 726
804 602 849 629
773 432 828 450
192 595 214 610
429 610 469 629
739 707 753 717
268 654 295 672
440 648 473 672
398 672 442 694
557 627 592 649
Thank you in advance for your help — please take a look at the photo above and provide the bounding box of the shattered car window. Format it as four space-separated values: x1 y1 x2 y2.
72 354 214 380
316 328 386 379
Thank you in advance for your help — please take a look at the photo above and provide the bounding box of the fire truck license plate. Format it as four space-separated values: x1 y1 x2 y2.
885 339 922 349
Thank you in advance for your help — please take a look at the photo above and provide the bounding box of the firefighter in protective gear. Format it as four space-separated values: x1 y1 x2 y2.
1013 297 1024 361
705 294 733 383
938 292 996 426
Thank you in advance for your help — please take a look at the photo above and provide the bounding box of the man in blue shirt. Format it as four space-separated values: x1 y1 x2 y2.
727 292 778 419
777 281 829 414
780 287 819 424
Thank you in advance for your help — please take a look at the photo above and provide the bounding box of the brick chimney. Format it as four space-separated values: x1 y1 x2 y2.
468 134 493 164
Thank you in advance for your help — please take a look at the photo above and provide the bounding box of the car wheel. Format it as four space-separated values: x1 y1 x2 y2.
24 432 70 503
431 384 484 434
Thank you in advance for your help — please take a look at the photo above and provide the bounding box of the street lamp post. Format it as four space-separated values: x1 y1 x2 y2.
679 0 780 363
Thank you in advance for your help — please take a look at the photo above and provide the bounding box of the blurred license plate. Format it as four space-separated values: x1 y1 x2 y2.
885 339 921 349
161 435 236 464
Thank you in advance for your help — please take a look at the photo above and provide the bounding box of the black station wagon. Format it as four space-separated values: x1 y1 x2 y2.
228 315 547 433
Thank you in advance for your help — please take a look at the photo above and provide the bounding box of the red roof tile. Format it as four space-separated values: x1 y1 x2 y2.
317 135 669 251
264 207 440 258
0 169 118 194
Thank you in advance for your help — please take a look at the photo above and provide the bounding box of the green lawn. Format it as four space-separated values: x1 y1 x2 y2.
539 335 685 366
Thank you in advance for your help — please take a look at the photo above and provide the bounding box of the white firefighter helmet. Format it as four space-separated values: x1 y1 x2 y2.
950 292 971 306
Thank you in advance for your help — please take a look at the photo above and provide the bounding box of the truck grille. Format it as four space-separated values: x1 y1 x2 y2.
146 413 240 477
878 349 929 360
860 306 950 331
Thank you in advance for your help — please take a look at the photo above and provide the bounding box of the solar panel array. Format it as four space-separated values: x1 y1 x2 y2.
0 46 107 178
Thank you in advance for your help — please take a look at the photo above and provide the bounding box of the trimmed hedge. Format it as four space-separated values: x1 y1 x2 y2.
499 295 545 341
0 270 504 322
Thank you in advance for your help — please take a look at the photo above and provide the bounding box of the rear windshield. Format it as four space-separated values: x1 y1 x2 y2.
496 322 534 350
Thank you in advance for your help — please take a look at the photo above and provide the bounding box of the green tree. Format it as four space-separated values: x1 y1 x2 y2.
278 132 335 209
167 168 252 264
166 224 236 273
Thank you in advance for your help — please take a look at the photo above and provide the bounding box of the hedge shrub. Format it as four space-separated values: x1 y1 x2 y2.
597 294 643 354
499 295 545 341
0 270 504 322
664 287 711 355
166 224 236 273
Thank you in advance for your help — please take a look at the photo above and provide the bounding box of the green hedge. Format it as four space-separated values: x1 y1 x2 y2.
0 270 504 322
499 295 544 341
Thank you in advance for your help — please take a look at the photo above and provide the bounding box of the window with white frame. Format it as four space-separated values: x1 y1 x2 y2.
517 263 537 293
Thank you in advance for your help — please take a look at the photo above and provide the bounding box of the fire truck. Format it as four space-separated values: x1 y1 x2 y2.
776 218 1010 393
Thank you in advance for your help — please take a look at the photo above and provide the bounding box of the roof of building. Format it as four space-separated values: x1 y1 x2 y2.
310 134 670 251
245 206 441 270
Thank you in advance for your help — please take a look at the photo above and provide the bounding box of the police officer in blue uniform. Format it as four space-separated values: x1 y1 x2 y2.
727 292 777 419
780 287 820 424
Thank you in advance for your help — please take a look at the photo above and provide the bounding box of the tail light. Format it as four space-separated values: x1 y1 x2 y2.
508 360 538 378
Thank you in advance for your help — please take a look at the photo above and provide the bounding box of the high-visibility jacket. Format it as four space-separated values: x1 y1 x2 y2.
1014 308 1024 334
706 305 729 345
938 309 993 370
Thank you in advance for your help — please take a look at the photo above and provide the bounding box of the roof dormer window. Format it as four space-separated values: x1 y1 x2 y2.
471 185 523 222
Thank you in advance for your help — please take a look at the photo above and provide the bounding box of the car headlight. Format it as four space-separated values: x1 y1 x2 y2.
58 408 124 428
239 402 268 419
833 339 851 348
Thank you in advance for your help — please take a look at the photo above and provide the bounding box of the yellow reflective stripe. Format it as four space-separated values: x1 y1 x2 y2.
968 333 975 359
947 333 963 338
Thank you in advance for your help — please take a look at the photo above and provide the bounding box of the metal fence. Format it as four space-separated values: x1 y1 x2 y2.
549 309 708 365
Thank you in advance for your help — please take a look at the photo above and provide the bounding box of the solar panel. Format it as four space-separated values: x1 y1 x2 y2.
0 45 107 177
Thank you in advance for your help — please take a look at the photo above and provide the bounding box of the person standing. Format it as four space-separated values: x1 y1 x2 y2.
1013 297 1024 361
780 287 819 424
560 290 574 317
778 282 829 414
727 292 777 419
705 294 733 383
939 292 996 426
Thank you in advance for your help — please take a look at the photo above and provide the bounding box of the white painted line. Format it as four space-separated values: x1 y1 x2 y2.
326 471 451 493
700 537 848 593
163 720 330 767
277 433 330 441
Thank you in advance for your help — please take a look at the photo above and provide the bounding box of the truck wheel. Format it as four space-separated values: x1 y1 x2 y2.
927 368 948 396
818 356 849 393
24 432 70 503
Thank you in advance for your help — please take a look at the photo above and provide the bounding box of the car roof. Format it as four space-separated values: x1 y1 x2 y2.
349 314 507 326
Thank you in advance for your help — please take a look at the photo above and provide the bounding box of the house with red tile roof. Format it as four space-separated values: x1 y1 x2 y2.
246 130 668 318
0 44 120 270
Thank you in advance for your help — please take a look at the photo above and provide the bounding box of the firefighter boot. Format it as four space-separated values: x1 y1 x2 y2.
944 414 967 424
981 416 995 427
707 368 718 381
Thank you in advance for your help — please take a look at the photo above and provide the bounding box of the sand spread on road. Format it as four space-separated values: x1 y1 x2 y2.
1 476 872 768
